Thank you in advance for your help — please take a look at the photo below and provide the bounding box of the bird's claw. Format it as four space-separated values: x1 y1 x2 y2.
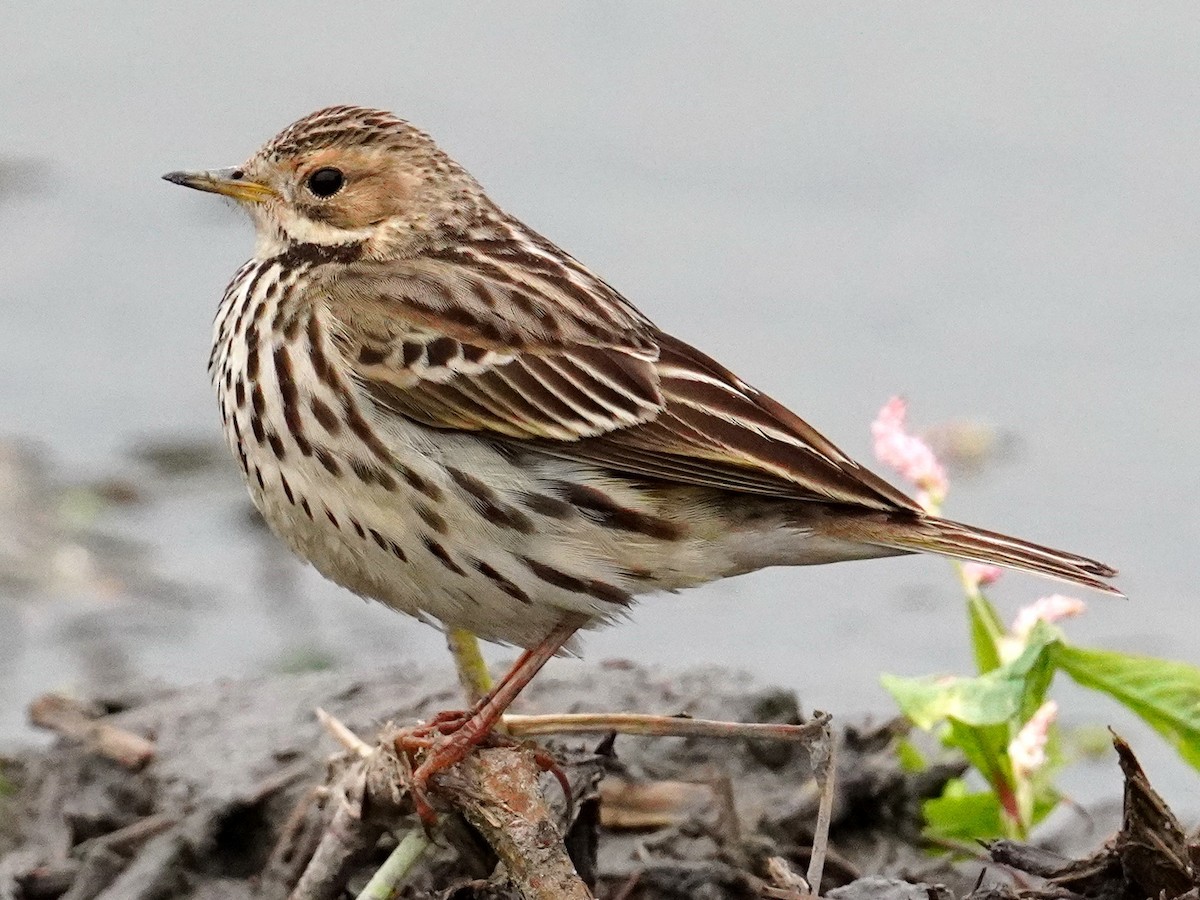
393 717 573 827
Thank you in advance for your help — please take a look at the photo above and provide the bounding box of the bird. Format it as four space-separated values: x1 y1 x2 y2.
163 104 1119 812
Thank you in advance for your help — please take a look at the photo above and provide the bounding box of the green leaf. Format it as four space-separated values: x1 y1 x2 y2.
945 718 1010 789
923 778 1004 841
1018 633 1058 721
882 671 1024 729
923 774 1060 843
895 738 927 773
967 591 1006 674
1053 645 1200 771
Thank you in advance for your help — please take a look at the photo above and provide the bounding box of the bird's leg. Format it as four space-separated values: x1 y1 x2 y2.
396 618 581 823
446 627 493 706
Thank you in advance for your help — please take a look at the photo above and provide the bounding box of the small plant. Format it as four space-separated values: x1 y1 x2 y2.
873 397 1200 842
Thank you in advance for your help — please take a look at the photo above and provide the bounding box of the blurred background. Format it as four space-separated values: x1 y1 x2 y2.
2 4 1197 812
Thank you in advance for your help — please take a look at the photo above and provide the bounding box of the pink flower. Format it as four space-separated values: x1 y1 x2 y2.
872 397 949 509
962 563 1003 593
1011 594 1086 639
1009 700 1058 777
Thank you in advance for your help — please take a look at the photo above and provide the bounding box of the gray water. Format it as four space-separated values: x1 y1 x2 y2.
2 4 1198 811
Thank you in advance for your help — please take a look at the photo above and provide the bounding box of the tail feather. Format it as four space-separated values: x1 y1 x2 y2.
821 512 1123 597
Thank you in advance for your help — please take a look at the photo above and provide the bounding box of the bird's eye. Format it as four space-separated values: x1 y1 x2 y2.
307 167 345 198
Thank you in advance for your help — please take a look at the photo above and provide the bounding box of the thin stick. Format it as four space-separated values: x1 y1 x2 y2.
446 628 493 705
356 829 432 900
289 787 383 900
501 711 830 743
316 707 372 758
28 693 155 770
806 725 838 895
73 813 177 855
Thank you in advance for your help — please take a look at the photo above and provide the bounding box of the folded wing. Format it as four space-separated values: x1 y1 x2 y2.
322 234 920 512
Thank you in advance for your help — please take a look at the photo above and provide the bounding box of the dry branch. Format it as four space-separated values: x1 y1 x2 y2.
27 693 155 770
443 748 594 900
502 711 831 743
286 706 834 900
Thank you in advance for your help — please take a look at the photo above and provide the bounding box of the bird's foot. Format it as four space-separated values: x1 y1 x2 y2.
394 712 571 827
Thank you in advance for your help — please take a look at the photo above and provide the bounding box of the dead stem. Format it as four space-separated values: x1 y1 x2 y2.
501 711 830 743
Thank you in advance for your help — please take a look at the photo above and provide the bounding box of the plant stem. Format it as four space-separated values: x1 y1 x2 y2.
356 829 432 900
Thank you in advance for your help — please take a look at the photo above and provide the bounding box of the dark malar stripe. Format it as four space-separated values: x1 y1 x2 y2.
276 241 365 267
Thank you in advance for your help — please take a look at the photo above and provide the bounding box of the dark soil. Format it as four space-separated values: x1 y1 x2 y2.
0 665 1195 899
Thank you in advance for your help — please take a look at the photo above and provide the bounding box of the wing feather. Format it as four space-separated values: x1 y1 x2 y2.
323 232 920 512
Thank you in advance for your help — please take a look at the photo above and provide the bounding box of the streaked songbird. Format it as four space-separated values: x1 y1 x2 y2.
164 105 1119 814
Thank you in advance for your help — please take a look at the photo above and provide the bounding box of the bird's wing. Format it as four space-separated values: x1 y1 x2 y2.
324 244 664 443
323 241 920 512
558 333 921 510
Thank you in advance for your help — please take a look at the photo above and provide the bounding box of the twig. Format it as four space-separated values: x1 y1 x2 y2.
805 724 838 895
28 693 155 770
296 705 830 899
315 707 372 759
610 869 642 900
446 747 593 900
502 711 830 743
356 829 432 900
289 772 384 900
73 813 177 856
246 759 317 804
262 786 329 896
765 855 809 894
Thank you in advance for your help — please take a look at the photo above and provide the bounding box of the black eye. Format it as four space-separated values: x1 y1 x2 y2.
307 167 344 197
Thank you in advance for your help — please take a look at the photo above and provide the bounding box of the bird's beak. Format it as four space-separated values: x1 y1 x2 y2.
161 167 277 204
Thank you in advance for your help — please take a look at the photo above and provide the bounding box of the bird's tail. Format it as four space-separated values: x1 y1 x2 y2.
819 511 1122 596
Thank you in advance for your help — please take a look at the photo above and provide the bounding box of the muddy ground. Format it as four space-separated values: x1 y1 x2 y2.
1 663 1196 899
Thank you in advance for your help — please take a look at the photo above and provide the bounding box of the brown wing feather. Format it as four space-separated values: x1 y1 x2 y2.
323 231 920 512
328 247 663 441
546 335 922 510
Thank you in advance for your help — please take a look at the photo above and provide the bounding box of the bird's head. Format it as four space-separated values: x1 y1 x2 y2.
163 105 485 260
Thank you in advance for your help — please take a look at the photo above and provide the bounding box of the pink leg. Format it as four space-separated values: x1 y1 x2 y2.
395 619 580 823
